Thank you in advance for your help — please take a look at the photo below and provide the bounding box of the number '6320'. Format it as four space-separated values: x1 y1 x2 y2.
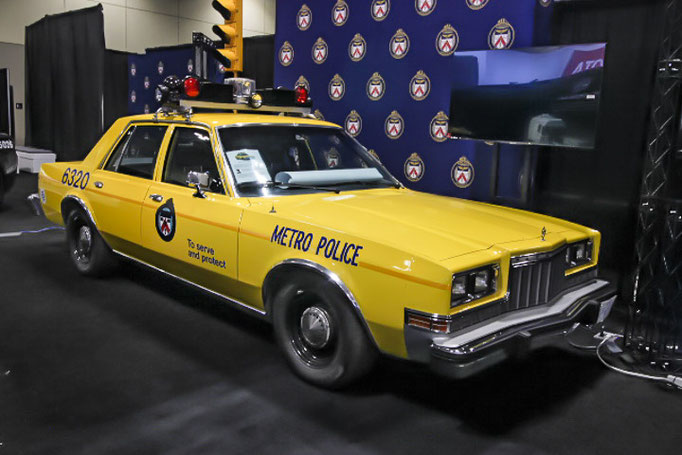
61 168 90 190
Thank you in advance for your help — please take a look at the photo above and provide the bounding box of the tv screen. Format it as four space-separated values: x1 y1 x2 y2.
0 69 10 136
449 43 606 149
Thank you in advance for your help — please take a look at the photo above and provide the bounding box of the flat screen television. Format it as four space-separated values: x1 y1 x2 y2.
448 43 606 149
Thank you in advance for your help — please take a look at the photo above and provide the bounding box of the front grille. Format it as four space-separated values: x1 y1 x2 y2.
448 246 597 333
507 247 568 311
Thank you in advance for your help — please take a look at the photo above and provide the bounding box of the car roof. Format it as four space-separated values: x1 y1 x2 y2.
119 112 341 129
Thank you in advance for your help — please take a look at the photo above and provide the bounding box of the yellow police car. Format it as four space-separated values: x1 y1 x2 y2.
36 76 615 388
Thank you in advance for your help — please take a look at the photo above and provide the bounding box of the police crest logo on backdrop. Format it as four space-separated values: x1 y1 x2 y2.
451 156 475 188
345 110 362 137
325 148 341 168
297 4 312 30
488 18 515 49
430 112 449 142
409 70 431 101
157 61 164 75
538 0 552 6
314 109 325 120
349 34 367 62
279 41 294 66
332 0 349 26
436 24 459 56
368 149 381 162
295 75 310 92
466 0 489 10
404 153 425 182
385 111 405 139
366 72 386 101
329 74 346 100
312 37 328 64
415 0 436 16
390 29 410 59
371 0 390 21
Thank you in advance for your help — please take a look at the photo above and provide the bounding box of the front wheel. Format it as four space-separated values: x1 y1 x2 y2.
65 209 116 276
272 271 377 389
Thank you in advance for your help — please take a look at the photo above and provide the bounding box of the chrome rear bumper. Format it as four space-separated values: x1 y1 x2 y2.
405 279 616 379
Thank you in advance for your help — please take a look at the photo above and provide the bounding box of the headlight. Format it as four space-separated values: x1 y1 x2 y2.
451 264 499 308
565 239 593 269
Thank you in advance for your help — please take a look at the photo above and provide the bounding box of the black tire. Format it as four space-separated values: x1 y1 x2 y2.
65 209 117 277
272 271 378 388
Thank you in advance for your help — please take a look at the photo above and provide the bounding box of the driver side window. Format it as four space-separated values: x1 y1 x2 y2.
163 127 224 194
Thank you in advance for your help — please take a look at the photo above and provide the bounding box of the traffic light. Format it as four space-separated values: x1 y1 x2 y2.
212 0 243 73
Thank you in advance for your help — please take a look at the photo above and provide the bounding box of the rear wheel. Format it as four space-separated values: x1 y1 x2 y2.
272 271 377 388
65 209 116 276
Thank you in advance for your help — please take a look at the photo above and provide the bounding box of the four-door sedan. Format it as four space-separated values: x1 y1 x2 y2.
36 79 615 388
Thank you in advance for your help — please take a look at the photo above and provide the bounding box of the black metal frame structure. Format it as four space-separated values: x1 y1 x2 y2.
627 0 682 374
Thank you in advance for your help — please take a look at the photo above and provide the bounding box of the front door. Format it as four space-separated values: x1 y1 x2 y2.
140 126 245 293
87 124 169 252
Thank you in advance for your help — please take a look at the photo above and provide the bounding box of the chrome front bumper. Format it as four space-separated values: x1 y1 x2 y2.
405 279 616 379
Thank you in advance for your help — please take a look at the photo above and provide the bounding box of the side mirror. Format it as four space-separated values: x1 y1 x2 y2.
187 171 210 198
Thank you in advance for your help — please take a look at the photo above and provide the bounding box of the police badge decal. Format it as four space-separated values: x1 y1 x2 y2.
332 0 349 26
389 29 410 59
366 72 386 101
156 198 176 242
451 157 475 188
430 112 449 142
297 4 312 30
488 18 515 50
295 75 310 92
385 111 405 139
436 24 459 56
466 0 489 10
349 33 367 62
415 0 436 16
328 74 346 101
404 153 425 182
312 37 329 64
409 70 431 101
371 0 390 21
345 110 362 137
279 41 294 66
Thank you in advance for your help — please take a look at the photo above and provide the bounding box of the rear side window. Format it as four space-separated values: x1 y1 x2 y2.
104 125 167 179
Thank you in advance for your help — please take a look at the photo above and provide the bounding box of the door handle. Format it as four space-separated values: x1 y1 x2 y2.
94 181 103 188
149 194 164 203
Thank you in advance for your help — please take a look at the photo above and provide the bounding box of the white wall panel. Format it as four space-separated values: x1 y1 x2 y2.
243 0 265 35
179 18 216 44
126 8 179 53
0 0 63 45
263 0 275 34
178 0 222 23
126 0 178 16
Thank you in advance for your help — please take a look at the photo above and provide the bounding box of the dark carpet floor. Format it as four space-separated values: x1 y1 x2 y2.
0 173 680 455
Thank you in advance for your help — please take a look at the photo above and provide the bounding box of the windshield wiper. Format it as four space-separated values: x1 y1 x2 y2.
330 179 402 190
236 181 340 194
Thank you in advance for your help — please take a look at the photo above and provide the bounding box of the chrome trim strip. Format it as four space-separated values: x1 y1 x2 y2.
510 243 567 268
113 249 267 318
433 279 608 350
62 195 98 228
217 123 341 130
267 258 378 347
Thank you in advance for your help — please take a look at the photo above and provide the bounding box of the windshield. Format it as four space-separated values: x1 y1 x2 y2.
218 125 398 196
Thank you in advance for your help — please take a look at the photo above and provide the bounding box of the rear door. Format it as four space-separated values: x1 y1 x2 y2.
87 123 169 252
139 126 246 292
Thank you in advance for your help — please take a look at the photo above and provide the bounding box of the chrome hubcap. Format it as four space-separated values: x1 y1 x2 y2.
299 306 332 349
75 225 92 263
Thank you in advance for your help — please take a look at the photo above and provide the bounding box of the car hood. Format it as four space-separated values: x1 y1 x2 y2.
271 189 584 261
